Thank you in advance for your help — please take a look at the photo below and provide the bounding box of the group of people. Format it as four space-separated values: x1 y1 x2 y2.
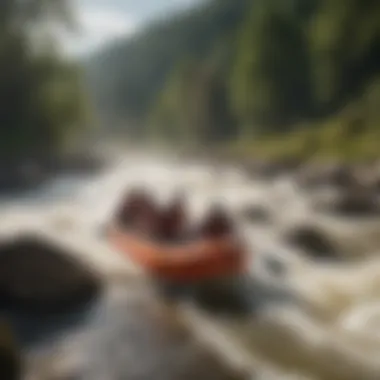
115 189 235 242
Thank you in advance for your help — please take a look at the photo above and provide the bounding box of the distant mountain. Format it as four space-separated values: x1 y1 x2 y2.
84 0 251 134
85 0 380 162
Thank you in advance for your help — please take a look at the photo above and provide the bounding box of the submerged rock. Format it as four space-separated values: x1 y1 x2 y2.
284 225 338 260
0 235 101 314
329 189 380 216
297 163 356 190
245 159 301 180
240 204 272 224
370 174 380 194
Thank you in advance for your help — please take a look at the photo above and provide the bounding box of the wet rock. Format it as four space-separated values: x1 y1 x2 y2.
327 165 357 189
0 235 101 314
368 173 380 193
245 159 302 180
0 320 22 380
0 162 47 194
285 225 338 260
374 177 380 193
262 255 287 277
240 205 272 224
328 188 380 216
297 163 356 190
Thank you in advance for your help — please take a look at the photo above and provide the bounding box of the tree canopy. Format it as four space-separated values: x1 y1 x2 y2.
86 0 380 157
0 0 88 160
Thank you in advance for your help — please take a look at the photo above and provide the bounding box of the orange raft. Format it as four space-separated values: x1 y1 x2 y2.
109 225 247 283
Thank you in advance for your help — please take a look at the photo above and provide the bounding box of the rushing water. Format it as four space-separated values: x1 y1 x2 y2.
2 153 380 380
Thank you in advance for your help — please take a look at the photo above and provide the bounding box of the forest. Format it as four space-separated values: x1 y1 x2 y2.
0 0 89 164
87 0 380 160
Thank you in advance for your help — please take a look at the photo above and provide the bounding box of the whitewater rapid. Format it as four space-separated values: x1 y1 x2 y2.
2 153 380 380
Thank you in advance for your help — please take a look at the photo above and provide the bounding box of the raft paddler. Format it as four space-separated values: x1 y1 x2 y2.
116 189 155 228
157 194 188 241
198 205 235 239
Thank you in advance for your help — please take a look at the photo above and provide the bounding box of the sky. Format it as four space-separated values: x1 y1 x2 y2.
64 0 199 56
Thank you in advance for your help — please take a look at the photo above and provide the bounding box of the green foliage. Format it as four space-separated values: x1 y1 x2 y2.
0 0 88 160
87 0 380 159
151 57 237 146
310 0 380 112
86 0 250 136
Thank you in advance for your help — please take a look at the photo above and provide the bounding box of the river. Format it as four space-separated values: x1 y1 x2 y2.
2 153 380 380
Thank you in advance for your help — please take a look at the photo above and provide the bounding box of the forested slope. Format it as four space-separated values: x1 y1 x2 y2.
0 0 89 161
85 0 250 136
87 0 380 159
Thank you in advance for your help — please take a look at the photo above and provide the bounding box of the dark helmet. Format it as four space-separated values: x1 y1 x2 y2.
200 204 234 238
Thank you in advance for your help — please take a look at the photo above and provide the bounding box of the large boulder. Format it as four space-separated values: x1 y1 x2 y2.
0 320 21 380
0 235 101 314
245 159 302 180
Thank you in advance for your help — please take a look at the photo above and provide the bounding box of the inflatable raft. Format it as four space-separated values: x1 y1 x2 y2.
108 224 246 283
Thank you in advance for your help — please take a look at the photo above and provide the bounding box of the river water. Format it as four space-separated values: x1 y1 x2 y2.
2 153 380 380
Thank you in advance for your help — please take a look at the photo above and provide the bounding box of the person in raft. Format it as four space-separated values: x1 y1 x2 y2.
116 190 235 242
198 204 235 239
157 193 188 242
116 189 156 229
133 197 161 237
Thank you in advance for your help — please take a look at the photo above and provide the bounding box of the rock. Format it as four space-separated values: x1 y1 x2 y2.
374 177 380 193
262 255 287 277
0 320 22 380
240 205 272 224
367 172 380 193
327 165 356 188
285 225 338 260
0 163 46 194
245 159 302 180
0 235 101 314
330 189 380 216
297 163 357 190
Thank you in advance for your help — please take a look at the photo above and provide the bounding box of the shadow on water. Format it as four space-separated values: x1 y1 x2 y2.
1 293 102 349
156 272 298 318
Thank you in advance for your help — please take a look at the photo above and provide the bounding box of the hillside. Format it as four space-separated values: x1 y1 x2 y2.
86 0 380 160
85 0 250 136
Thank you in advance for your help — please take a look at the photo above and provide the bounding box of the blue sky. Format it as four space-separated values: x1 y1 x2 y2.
65 0 199 55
